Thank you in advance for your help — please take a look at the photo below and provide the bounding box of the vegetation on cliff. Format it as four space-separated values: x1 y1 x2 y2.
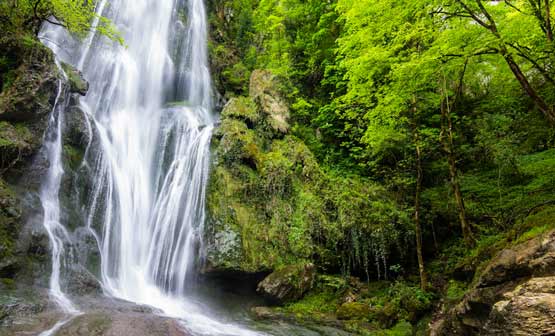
207 0 555 333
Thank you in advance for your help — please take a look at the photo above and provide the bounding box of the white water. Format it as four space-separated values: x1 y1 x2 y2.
36 64 82 336
38 0 263 335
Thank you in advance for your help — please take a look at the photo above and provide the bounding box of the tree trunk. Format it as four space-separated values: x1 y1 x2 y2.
440 89 474 246
414 130 427 291
458 0 555 124
500 47 555 124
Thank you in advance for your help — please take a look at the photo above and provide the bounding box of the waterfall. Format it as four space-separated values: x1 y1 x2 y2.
36 64 82 336
38 0 262 335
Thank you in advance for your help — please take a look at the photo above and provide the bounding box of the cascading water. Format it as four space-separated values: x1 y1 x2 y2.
38 0 263 335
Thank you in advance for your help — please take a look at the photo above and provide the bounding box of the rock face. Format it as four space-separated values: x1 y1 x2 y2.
485 277 555 335
204 69 317 274
249 70 290 134
434 230 555 335
0 33 91 291
61 62 89 96
257 263 316 304
0 37 59 125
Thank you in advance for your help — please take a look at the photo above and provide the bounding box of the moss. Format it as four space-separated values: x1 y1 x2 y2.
206 70 410 278
63 144 85 170
379 320 412 336
336 302 371 320
61 62 88 94
277 277 342 321
445 280 467 304
0 121 33 149
0 179 20 265
0 278 16 290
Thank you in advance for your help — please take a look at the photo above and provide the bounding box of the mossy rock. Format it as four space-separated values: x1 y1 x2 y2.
61 62 89 96
248 70 290 134
257 263 316 304
0 121 36 170
336 302 371 321
0 36 59 122
221 96 259 125
0 179 21 277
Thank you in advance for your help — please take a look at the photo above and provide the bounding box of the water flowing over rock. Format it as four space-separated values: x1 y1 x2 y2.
29 0 264 334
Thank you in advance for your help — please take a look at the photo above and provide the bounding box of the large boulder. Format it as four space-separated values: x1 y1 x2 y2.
257 263 316 304
484 276 555 335
433 230 555 335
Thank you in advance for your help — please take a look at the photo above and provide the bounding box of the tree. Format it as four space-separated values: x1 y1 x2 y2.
0 0 120 42
441 0 555 124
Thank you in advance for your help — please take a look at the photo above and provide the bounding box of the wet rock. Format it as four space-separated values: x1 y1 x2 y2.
433 230 555 335
0 179 22 279
257 263 316 304
61 62 89 96
250 306 287 321
64 105 92 150
203 224 243 273
0 289 54 334
67 265 102 296
55 311 190 336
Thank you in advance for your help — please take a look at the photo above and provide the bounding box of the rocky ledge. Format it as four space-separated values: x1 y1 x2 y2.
433 230 555 335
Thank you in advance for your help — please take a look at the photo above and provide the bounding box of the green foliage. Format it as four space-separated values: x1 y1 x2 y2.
207 0 555 331
0 0 121 42
0 0 121 99
445 280 467 304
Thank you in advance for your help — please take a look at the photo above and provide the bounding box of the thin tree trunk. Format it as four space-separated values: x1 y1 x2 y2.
440 82 475 246
414 129 427 291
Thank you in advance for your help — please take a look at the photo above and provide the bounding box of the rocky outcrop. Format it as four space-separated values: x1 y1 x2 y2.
204 70 320 273
0 33 91 290
485 276 555 335
0 37 59 124
249 70 290 134
434 230 555 335
257 263 315 304
61 62 89 96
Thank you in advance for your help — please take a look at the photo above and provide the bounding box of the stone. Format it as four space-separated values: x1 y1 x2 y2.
61 62 89 96
67 265 103 296
257 263 316 304
248 70 290 134
485 277 555 335
433 230 555 335
64 105 92 150
250 306 285 321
